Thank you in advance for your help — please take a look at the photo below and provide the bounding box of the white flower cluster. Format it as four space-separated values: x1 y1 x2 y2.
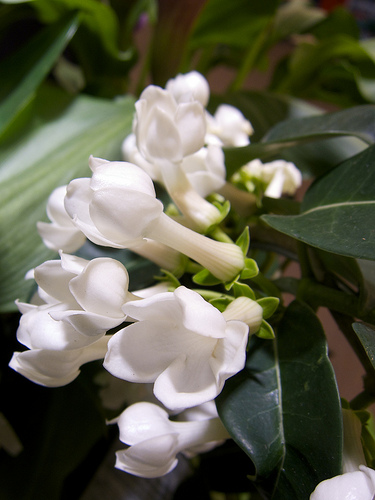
9 71 287 478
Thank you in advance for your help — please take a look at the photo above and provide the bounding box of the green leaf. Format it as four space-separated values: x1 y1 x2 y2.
0 86 135 312
263 104 375 146
352 322 375 373
0 13 78 139
219 92 366 177
216 301 342 499
262 145 375 261
236 226 250 256
189 0 278 49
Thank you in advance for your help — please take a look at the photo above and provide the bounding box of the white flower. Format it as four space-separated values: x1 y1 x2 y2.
123 133 224 230
103 286 249 411
310 465 375 500
65 157 245 281
242 158 302 198
181 145 226 198
310 408 374 499
134 85 206 164
113 401 230 478
37 185 86 253
206 104 253 147
16 252 135 350
9 336 110 387
165 70 210 107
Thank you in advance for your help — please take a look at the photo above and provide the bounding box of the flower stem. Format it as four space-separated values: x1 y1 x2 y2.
147 213 245 282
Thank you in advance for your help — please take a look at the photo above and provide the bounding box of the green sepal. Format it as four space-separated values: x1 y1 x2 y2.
232 281 256 300
236 226 250 256
209 297 232 312
257 296 280 319
192 268 222 286
240 258 259 280
256 319 275 339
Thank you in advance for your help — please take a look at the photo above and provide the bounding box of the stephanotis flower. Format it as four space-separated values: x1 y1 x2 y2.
165 70 210 107
65 157 245 282
310 409 375 499
113 401 230 478
206 104 253 147
133 84 222 231
9 335 110 387
310 465 375 500
37 185 87 253
239 158 302 199
103 286 249 411
15 252 136 352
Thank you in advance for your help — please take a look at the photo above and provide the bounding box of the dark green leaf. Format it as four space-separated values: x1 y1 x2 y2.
216 301 342 499
0 13 78 138
262 145 375 261
263 105 375 146
219 92 366 177
0 86 135 311
352 322 375 372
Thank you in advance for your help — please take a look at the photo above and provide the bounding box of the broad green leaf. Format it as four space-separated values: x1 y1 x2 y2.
0 13 78 138
189 0 278 49
272 1 326 42
352 322 375 373
219 92 365 177
263 105 375 146
216 301 342 499
0 86 135 312
262 145 375 261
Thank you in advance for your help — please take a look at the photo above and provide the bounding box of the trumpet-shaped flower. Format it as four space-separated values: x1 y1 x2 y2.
241 158 302 198
104 286 249 411
132 85 223 230
65 158 245 281
9 335 110 387
113 401 230 478
310 408 374 499
37 185 86 253
310 465 375 500
206 104 253 147
123 135 226 200
165 70 210 106
134 85 206 164
16 253 135 351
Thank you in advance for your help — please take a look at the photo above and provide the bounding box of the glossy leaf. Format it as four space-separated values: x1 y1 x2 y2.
0 13 78 138
0 87 135 311
352 322 375 373
216 301 342 499
264 104 375 146
262 145 375 261
220 92 366 177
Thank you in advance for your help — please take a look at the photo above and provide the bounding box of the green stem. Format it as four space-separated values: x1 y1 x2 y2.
229 21 273 92
298 279 375 324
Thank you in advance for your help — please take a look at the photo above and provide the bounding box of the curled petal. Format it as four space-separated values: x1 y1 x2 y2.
115 434 178 478
9 336 109 387
310 466 375 500
175 101 206 157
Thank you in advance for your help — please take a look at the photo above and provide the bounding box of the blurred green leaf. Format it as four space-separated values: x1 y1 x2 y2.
189 0 278 49
216 301 342 499
262 145 375 261
0 13 78 138
0 86 135 312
